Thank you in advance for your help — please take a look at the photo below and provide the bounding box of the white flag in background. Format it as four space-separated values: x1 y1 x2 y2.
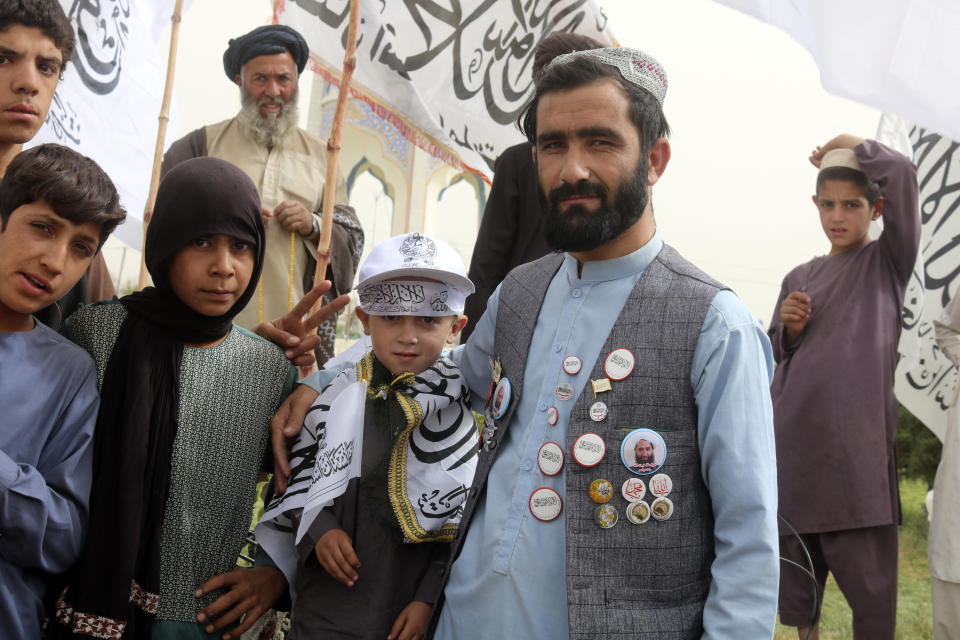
29 1 190 251
886 121 960 442
274 0 616 180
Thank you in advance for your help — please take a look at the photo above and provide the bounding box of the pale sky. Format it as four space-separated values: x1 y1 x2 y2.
153 0 881 325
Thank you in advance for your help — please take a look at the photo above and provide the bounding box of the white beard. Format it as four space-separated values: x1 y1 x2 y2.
236 86 300 148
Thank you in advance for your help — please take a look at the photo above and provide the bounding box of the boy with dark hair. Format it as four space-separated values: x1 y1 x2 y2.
0 143 125 639
0 0 116 328
769 134 921 640
0 0 75 58
0 0 76 171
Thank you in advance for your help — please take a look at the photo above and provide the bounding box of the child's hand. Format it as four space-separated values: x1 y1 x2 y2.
194 566 286 640
810 133 867 167
254 280 350 368
780 291 811 343
271 383 320 493
315 528 361 586
387 601 431 640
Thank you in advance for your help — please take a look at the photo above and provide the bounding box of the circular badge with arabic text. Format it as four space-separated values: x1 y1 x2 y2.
604 348 635 381
562 355 582 375
572 433 606 468
529 487 563 522
537 442 564 476
649 473 673 498
621 477 646 502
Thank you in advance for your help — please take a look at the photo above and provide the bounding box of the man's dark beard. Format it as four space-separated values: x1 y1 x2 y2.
538 158 649 253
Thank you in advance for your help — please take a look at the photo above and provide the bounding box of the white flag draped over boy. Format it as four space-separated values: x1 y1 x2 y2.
28 0 188 251
273 0 616 179
713 0 960 144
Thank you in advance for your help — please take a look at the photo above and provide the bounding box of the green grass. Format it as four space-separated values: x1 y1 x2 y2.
774 477 933 639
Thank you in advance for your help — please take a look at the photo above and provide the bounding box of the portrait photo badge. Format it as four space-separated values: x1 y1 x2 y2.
490 377 511 420
620 428 667 475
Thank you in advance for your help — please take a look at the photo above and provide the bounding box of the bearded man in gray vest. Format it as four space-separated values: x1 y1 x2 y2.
272 46 779 639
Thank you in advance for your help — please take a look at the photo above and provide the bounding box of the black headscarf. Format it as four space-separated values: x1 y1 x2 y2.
223 24 309 81
53 158 264 639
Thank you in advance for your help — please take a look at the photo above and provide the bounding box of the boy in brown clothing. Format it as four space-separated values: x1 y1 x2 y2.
769 134 921 639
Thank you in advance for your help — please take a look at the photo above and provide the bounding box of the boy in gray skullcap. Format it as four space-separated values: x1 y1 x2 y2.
770 134 920 639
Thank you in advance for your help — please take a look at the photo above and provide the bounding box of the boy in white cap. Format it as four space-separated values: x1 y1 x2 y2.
769 134 920 639
256 232 479 640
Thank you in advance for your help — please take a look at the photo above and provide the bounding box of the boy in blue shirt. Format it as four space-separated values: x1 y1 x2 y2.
0 143 125 638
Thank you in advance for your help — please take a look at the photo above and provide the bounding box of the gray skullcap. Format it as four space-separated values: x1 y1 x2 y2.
548 47 668 106
223 24 309 81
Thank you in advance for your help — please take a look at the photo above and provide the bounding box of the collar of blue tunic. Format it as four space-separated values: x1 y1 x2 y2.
560 230 664 283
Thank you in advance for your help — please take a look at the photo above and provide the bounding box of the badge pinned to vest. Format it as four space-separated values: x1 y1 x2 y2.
482 357 512 451
620 428 666 475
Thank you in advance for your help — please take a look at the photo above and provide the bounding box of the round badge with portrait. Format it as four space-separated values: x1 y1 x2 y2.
620 428 667 476
491 377 511 420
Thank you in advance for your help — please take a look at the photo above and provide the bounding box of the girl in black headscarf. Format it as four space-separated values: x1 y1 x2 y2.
53 157 296 640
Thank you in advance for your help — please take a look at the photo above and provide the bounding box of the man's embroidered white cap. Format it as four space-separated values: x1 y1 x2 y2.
547 47 668 107
357 232 474 316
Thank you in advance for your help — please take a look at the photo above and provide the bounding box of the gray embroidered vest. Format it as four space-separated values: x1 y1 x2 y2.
443 244 726 639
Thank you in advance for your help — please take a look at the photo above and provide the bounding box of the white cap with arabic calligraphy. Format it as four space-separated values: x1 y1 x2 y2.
356 233 474 316
357 232 474 292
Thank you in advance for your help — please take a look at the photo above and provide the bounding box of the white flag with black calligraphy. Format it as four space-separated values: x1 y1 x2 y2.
28 0 188 251
890 124 960 442
274 0 616 179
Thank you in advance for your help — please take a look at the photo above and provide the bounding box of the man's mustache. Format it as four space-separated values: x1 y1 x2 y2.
548 180 608 207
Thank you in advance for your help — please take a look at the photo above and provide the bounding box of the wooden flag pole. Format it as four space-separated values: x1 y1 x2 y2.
138 0 185 290
310 0 360 313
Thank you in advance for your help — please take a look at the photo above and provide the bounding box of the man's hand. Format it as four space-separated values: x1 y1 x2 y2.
314 528 360 586
780 291 811 345
273 200 314 236
387 601 431 640
271 383 319 493
254 281 349 368
194 566 286 640
809 133 866 168
261 205 273 229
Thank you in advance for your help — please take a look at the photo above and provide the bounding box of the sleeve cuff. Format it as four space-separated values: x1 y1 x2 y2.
297 509 341 563
254 545 279 570
306 213 322 241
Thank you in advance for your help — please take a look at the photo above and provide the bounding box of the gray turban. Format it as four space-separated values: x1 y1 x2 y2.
223 24 309 81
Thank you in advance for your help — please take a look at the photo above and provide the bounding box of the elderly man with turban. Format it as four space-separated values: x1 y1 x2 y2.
162 24 363 363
